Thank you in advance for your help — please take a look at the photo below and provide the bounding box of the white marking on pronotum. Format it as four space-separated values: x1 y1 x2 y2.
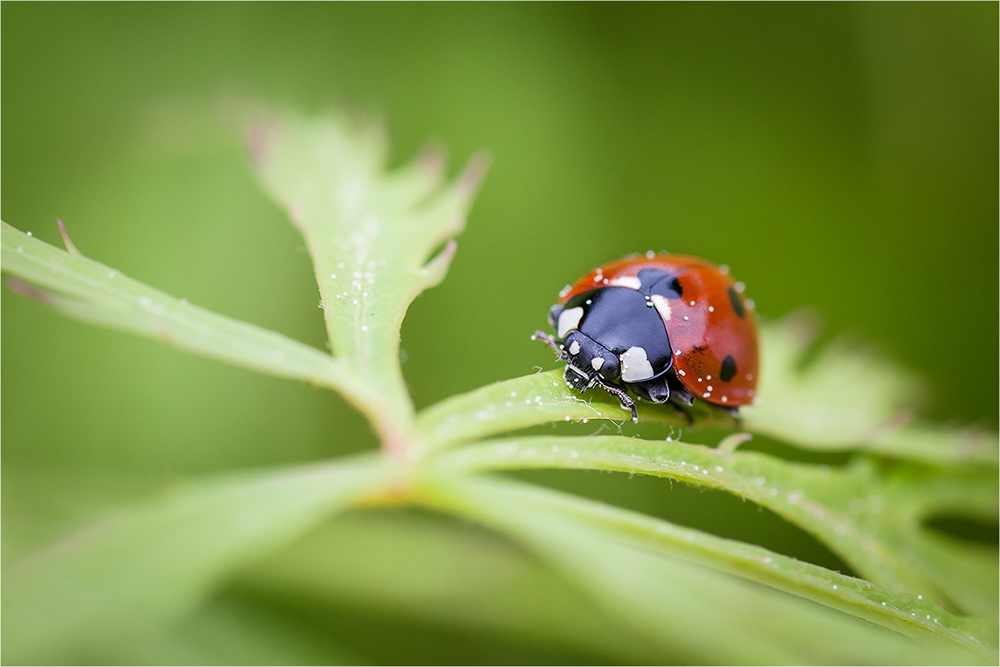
557 307 584 338
650 294 672 321
620 346 655 382
591 357 605 371
568 340 581 355
609 276 642 290
708 305 715 312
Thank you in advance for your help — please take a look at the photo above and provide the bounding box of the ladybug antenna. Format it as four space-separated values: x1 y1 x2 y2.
591 375 638 422
532 330 567 360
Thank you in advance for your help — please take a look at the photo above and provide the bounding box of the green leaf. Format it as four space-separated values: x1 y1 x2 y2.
99 595 363 666
248 110 487 451
438 434 998 656
235 510 671 664
745 315 921 448
423 474 984 665
4 109 490 457
744 316 997 465
416 369 737 454
0 221 378 410
5 101 993 666
2 455 387 665
418 315 997 466
862 423 999 467
2 467 175 567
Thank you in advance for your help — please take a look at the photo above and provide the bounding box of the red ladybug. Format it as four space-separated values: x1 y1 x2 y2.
535 253 759 421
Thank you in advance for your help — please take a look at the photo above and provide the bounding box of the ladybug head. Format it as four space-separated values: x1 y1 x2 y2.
561 329 621 390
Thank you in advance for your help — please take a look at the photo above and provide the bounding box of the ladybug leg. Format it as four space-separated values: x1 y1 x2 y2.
662 375 695 424
666 376 695 406
533 330 568 360
590 375 638 422
633 376 671 404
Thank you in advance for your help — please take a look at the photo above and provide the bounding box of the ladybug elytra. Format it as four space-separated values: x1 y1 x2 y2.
535 253 759 421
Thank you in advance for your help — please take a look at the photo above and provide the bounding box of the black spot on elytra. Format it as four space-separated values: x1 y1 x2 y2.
638 268 683 299
668 277 682 297
728 287 745 318
720 354 737 382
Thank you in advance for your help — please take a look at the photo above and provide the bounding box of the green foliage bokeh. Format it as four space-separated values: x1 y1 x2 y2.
3 4 997 663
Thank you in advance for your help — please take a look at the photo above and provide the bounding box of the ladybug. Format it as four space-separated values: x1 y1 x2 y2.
535 253 759 421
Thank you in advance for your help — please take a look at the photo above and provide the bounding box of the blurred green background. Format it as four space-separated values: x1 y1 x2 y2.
3 4 997 663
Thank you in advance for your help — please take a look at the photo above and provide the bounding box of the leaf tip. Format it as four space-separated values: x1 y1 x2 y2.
417 142 448 177
7 277 53 304
459 151 491 196
244 115 279 170
420 239 459 290
716 432 753 455
57 218 83 256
